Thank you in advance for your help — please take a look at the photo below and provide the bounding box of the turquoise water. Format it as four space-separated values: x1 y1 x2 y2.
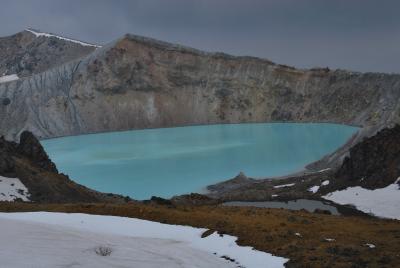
41 123 358 200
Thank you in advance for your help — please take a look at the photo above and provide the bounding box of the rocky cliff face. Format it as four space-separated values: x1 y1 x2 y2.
1 32 400 167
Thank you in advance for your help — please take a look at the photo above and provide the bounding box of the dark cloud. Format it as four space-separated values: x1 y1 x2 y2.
0 0 399 73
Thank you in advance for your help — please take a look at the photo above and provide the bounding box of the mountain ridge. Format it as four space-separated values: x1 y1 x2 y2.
1 30 400 169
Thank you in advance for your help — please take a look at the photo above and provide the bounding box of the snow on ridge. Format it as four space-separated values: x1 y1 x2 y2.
323 178 400 220
25 28 101 48
0 212 288 268
0 74 19 84
0 176 30 201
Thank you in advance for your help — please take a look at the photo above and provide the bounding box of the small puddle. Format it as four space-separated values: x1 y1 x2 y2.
223 199 340 215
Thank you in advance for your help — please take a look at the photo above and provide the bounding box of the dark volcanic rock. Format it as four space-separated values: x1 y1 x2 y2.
0 150 15 176
314 209 332 215
207 172 255 195
0 136 17 176
171 193 218 206
17 131 58 173
335 125 400 189
147 196 173 206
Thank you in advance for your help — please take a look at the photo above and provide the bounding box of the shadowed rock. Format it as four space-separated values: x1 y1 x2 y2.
17 131 58 173
335 124 400 189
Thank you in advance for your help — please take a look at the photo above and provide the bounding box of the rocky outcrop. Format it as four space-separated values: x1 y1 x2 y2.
335 125 400 189
17 131 57 173
1 31 400 168
0 131 127 203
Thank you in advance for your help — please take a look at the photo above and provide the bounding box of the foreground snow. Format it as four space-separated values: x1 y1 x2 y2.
0 74 19 83
323 178 400 220
0 212 288 268
0 176 30 201
25 28 101 48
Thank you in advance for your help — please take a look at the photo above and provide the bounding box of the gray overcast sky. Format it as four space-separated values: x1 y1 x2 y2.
1 0 399 73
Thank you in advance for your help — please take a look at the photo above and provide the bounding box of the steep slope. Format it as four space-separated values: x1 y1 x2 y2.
0 131 125 203
1 32 400 166
0 29 96 79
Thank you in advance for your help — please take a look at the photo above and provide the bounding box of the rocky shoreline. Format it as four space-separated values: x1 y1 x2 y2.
194 125 400 219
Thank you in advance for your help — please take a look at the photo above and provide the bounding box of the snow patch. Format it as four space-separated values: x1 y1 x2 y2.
323 178 400 220
309 180 329 194
0 212 288 268
321 180 330 186
0 176 30 201
274 183 295 189
308 185 320 194
0 74 19 84
25 28 101 48
365 243 376 249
